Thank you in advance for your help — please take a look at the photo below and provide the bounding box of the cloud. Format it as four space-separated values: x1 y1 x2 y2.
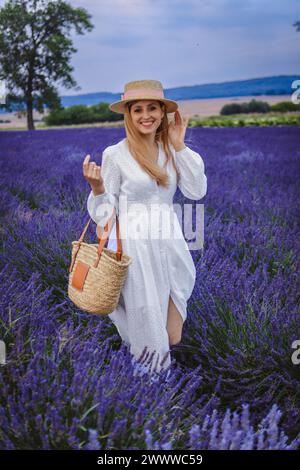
0 0 299 94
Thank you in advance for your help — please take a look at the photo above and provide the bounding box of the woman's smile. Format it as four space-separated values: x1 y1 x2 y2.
140 120 155 128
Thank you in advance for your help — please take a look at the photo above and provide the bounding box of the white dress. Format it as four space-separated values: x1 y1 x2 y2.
87 137 207 376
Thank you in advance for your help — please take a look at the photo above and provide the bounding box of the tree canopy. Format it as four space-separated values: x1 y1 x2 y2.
0 0 94 129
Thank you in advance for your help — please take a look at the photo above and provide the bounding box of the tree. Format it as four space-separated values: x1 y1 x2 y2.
0 0 93 130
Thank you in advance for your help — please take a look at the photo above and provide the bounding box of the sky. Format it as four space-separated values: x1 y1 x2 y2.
1 0 300 95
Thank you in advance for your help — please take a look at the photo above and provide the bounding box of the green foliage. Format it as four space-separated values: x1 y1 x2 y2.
0 0 94 129
221 99 271 115
270 101 300 112
189 113 300 127
43 102 123 125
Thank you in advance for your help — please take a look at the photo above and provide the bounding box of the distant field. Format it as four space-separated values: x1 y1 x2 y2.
0 94 293 130
177 94 293 118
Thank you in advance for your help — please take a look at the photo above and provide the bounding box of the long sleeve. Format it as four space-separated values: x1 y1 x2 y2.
87 147 121 228
174 144 207 200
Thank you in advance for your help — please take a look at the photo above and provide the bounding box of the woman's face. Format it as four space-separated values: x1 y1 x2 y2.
129 100 164 135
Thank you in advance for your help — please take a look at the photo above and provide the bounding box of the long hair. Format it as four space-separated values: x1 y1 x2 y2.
124 100 180 188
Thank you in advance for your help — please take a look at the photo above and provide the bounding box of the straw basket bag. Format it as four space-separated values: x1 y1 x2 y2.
68 208 132 315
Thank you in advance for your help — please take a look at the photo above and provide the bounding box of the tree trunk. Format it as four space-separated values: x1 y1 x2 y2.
26 98 35 130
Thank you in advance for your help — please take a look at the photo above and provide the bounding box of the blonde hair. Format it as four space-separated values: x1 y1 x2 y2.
124 100 180 188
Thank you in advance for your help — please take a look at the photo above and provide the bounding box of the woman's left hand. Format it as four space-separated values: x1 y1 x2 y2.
168 110 190 150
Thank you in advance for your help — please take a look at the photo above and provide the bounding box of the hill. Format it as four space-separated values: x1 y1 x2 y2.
59 75 298 108
0 75 298 114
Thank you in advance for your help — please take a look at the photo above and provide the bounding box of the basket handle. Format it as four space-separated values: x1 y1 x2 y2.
68 209 122 273
95 208 122 267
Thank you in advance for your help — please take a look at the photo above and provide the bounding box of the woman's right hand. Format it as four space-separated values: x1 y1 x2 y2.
83 154 105 196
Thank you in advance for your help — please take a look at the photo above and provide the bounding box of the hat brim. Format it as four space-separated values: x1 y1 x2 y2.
109 97 178 114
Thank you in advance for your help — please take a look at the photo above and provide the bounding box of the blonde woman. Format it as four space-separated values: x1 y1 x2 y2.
83 80 207 378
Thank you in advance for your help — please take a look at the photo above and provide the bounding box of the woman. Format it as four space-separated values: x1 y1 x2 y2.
82 79 207 377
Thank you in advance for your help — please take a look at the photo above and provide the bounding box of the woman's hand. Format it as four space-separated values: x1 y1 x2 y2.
83 154 105 196
168 110 190 151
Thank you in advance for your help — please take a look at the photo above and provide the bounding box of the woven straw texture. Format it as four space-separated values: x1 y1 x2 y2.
68 241 132 315
124 79 162 91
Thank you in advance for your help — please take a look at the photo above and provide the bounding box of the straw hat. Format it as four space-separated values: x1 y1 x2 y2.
109 79 178 114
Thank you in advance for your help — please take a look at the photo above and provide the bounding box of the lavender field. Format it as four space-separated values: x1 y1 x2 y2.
0 126 299 450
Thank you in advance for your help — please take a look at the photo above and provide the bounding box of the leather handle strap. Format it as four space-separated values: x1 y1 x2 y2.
94 208 122 267
68 208 122 273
